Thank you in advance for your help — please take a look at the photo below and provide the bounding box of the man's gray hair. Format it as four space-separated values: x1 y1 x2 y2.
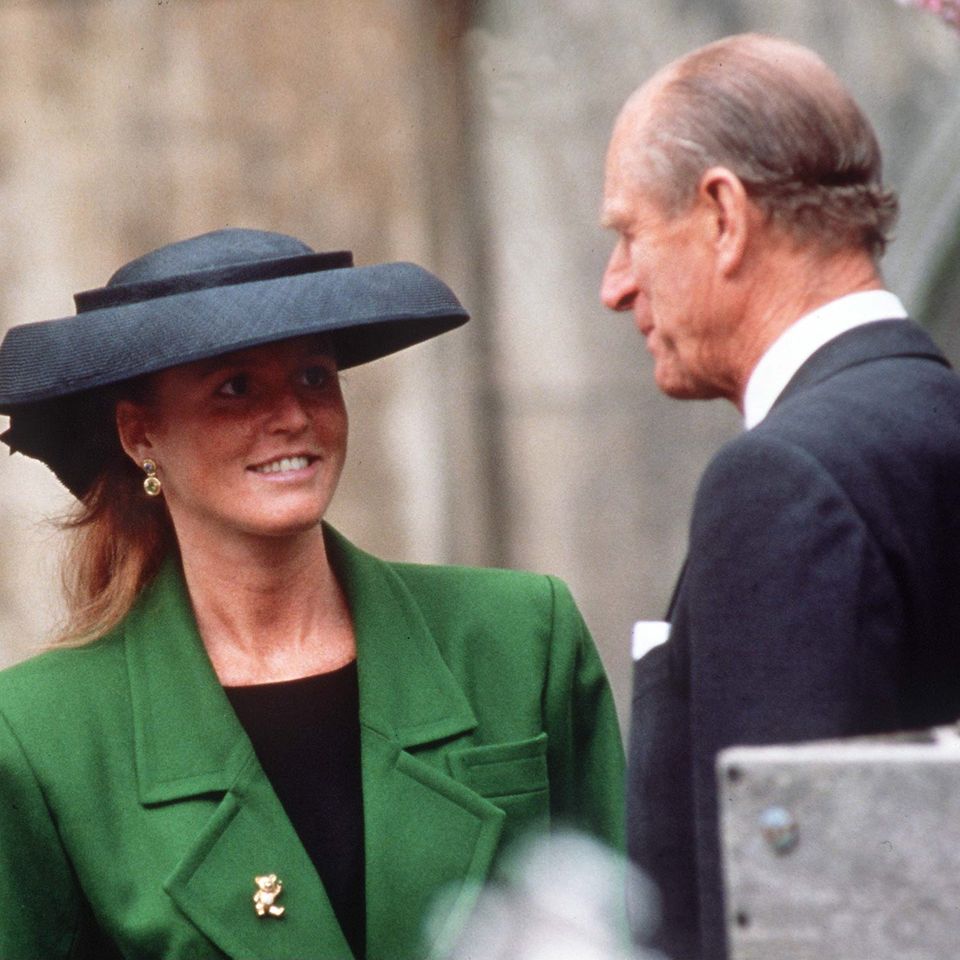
637 35 898 259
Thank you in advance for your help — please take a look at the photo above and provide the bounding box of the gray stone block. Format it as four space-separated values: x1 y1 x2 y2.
719 728 960 959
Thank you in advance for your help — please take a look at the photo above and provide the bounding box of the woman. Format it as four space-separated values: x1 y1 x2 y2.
0 228 624 960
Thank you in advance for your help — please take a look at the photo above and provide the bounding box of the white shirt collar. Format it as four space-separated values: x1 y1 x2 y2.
742 290 908 429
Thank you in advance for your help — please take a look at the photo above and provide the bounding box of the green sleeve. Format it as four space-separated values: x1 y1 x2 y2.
0 709 84 959
542 577 626 852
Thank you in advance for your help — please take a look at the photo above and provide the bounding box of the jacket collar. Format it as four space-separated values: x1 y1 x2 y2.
125 525 479 801
743 292 909 428
773 318 950 414
325 524 479 748
124 557 251 803
123 525 497 959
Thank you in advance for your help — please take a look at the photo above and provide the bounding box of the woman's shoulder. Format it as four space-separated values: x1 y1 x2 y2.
390 556 557 589
392 557 576 608
0 633 125 731
329 524 576 610
384 560 587 651
328 527 583 635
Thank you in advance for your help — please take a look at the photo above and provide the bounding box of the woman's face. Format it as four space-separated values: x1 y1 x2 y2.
117 335 347 546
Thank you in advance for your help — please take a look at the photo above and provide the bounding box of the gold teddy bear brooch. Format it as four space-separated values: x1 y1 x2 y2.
253 874 286 918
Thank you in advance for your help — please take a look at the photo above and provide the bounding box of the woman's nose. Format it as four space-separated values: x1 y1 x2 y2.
265 387 311 432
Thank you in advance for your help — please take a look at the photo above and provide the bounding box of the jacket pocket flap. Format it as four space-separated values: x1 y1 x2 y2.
447 733 548 799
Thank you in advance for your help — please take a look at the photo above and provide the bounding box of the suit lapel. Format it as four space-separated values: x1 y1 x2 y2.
124 559 351 959
327 527 506 960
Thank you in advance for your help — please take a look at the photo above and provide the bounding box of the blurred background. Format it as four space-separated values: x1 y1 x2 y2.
1 0 958 728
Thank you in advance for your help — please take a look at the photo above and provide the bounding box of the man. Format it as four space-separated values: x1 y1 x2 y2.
601 33 960 960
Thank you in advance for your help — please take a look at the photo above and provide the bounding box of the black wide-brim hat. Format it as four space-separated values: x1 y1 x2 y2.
0 228 469 498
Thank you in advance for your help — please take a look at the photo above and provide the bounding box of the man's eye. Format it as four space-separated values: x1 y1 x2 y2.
218 374 249 397
301 365 330 388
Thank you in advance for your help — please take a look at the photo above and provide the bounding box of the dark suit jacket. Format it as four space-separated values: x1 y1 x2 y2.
0 525 624 959
627 320 960 960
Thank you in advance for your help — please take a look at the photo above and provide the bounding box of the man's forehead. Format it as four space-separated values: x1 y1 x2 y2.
605 88 659 167
600 193 634 230
618 69 671 129
600 131 652 227
600 72 676 227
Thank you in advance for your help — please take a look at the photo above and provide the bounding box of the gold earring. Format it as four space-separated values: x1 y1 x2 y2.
142 459 162 497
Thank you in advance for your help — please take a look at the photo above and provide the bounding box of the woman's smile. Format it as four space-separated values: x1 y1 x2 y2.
249 453 320 477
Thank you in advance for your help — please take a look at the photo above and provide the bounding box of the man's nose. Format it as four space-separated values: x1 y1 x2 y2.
600 245 636 312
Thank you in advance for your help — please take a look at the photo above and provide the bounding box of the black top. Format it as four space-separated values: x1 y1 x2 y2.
225 660 365 959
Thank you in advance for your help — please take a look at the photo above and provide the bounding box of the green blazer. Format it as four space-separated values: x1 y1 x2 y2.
0 526 624 959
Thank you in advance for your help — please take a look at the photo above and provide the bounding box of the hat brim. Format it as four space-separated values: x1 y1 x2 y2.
0 260 469 497
0 261 468 405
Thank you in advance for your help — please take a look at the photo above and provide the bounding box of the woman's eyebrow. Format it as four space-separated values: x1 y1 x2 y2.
193 353 247 378
193 361 231 380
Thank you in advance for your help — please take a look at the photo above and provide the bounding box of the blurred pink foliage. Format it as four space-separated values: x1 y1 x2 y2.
897 0 960 29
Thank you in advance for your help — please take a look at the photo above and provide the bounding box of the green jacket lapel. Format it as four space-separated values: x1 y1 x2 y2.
327 528 506 959
124 559 351 959
327 525 478 747
163 758 352 959
124 532 509 960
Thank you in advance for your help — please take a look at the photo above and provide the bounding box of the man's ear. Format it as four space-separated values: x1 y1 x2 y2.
697 166 754 277
115 400 154 468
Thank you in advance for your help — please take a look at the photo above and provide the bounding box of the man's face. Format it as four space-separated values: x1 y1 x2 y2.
600 115 729 401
